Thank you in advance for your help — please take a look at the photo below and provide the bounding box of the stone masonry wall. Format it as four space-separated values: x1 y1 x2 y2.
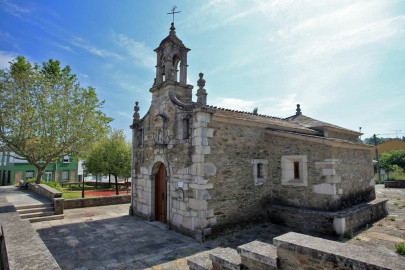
132 86 216 239
324 129 359 142
205 120 375 234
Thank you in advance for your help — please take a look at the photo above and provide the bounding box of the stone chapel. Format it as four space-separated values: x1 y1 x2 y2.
129 23 387 241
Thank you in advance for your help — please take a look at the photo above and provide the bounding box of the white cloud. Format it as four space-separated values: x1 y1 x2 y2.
70 37 122 60
1 0 31 18
210 97 275 114
111 33 155 69
291 15 405 61
79 74 88 78
0 51 17 69
117 111 133 119
52 42 74 53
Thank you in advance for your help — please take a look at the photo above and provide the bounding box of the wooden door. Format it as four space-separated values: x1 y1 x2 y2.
155 163 167 223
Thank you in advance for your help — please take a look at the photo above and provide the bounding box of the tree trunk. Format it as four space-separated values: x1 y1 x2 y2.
114 174 119 195
109 174 111 188
95 175 98 187
36 168 46 184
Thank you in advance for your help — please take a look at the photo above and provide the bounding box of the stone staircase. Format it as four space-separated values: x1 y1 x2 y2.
15 203 64 223
187 241 278 270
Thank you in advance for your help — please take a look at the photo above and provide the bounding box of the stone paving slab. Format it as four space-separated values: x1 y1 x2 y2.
31 185 405 270
0 186 51 206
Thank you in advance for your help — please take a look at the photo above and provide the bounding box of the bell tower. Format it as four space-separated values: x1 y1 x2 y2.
154 23 190 85
151 23 193 101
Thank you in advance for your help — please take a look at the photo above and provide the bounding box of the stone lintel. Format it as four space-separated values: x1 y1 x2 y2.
189 183 213 190
237 241 278 267
209 248 242 270
273 232 405 270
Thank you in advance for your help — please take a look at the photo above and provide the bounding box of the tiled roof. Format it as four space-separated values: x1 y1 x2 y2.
285 114 361 135
207 105 319 134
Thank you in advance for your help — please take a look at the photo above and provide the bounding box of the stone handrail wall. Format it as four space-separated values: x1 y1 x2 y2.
0 197 60 270
64 194 130 209
27 182 62 201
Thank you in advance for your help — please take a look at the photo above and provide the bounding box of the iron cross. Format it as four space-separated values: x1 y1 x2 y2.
167 5 181 23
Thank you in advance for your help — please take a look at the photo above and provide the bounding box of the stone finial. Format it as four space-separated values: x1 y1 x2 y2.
133 101 140 120
170 23 176 35
296 104 302 116
197 73 206 89
196 73 207 106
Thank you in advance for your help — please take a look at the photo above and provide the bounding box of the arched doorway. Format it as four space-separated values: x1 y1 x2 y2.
155 163 167 223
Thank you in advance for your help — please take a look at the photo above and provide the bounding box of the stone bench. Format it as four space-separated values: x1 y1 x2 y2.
209 248 242 270
237 241 277 270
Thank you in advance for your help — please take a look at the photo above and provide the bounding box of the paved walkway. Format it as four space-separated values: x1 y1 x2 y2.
31 185 405 270
0 186 51 206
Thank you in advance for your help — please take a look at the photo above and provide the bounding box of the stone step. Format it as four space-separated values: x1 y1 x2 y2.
15 203 53 210
17 206 54 214
27 214 65 223
209 248 242 270
237 241 278 269
19 211 55 219
187 251 214 270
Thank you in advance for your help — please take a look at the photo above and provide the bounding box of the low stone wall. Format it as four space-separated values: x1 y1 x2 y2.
188 232 405 270
274 232 405 270
268 198 388 236
385 180 405 188
27 182 62 201
0 197 60 270
64 195 130 209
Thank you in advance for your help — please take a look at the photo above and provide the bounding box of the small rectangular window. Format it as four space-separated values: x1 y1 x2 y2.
183 118 190 139
62 170 69 181
63 155 70 163
25 171 34 181
294 162 300 179
257 163 263 178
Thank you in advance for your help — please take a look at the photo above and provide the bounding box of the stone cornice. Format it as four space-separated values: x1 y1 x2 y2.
265 129 373 150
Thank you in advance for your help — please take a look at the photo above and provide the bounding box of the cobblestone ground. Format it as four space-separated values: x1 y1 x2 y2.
33 185 405 270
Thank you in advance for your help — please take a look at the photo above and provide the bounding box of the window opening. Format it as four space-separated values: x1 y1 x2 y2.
257 163 263 178
62 170 69 181
294 161 300 179
25 171 34 181
183 118 190 139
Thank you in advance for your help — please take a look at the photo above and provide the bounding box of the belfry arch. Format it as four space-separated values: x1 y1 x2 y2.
154 23 190 85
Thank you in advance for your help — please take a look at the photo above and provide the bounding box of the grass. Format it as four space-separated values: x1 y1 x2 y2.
374 171 405 183
390 217 396 221
395 242 405 256
344 230 354 239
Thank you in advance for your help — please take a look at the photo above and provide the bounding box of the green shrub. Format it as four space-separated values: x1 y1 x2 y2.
42 181 63 192
344 230 354 239
27 178 37 183
395 242 405 256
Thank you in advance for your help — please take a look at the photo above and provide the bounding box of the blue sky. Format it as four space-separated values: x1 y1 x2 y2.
1 0 404 141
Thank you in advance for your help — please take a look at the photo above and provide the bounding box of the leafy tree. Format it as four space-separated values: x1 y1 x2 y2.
389 150 405 172
0 56 112 183
378 152 394 179
85 137 109 187
85 129 131 195
363 137 395 145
